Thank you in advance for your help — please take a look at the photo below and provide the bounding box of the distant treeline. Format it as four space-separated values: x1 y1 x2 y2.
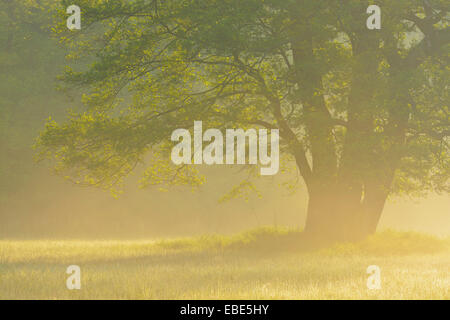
0 1 66 202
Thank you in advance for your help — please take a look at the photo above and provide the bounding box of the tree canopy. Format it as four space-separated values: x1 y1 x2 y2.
36 0 449 239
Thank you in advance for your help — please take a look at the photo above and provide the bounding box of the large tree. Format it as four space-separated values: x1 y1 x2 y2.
37 0 449 241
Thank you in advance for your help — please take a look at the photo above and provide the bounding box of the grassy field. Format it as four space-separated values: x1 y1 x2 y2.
0 228 449 300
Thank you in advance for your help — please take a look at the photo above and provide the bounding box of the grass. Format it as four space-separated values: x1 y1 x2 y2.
0 228 449 300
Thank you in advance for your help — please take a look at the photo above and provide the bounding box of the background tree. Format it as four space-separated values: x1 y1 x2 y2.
37 0 449 241
0 0 65 203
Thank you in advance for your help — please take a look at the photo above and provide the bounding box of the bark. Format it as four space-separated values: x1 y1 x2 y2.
304 184 357 242
304 180 390 242
362 182 389 235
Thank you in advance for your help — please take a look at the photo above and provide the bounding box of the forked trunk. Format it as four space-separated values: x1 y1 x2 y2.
304 183 388 242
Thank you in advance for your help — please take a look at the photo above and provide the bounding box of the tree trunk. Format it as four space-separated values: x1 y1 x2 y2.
361 173 394 234
302 33 387 243
303 180 389 242
289 15 401 243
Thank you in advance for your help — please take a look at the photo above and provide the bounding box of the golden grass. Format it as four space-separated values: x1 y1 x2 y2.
0 228 449 300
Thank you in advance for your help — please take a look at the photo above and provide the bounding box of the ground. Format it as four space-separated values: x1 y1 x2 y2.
0 228 448 299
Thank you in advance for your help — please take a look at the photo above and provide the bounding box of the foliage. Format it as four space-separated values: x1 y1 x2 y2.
36 1 449 201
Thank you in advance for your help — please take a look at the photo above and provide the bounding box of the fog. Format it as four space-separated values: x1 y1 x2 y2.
0 1 448 240
1 165 448 239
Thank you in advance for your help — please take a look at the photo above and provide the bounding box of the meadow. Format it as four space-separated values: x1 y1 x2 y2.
0 228 448 300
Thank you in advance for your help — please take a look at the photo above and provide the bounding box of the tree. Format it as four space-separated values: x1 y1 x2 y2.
0 0 64 202
36 0 449 241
